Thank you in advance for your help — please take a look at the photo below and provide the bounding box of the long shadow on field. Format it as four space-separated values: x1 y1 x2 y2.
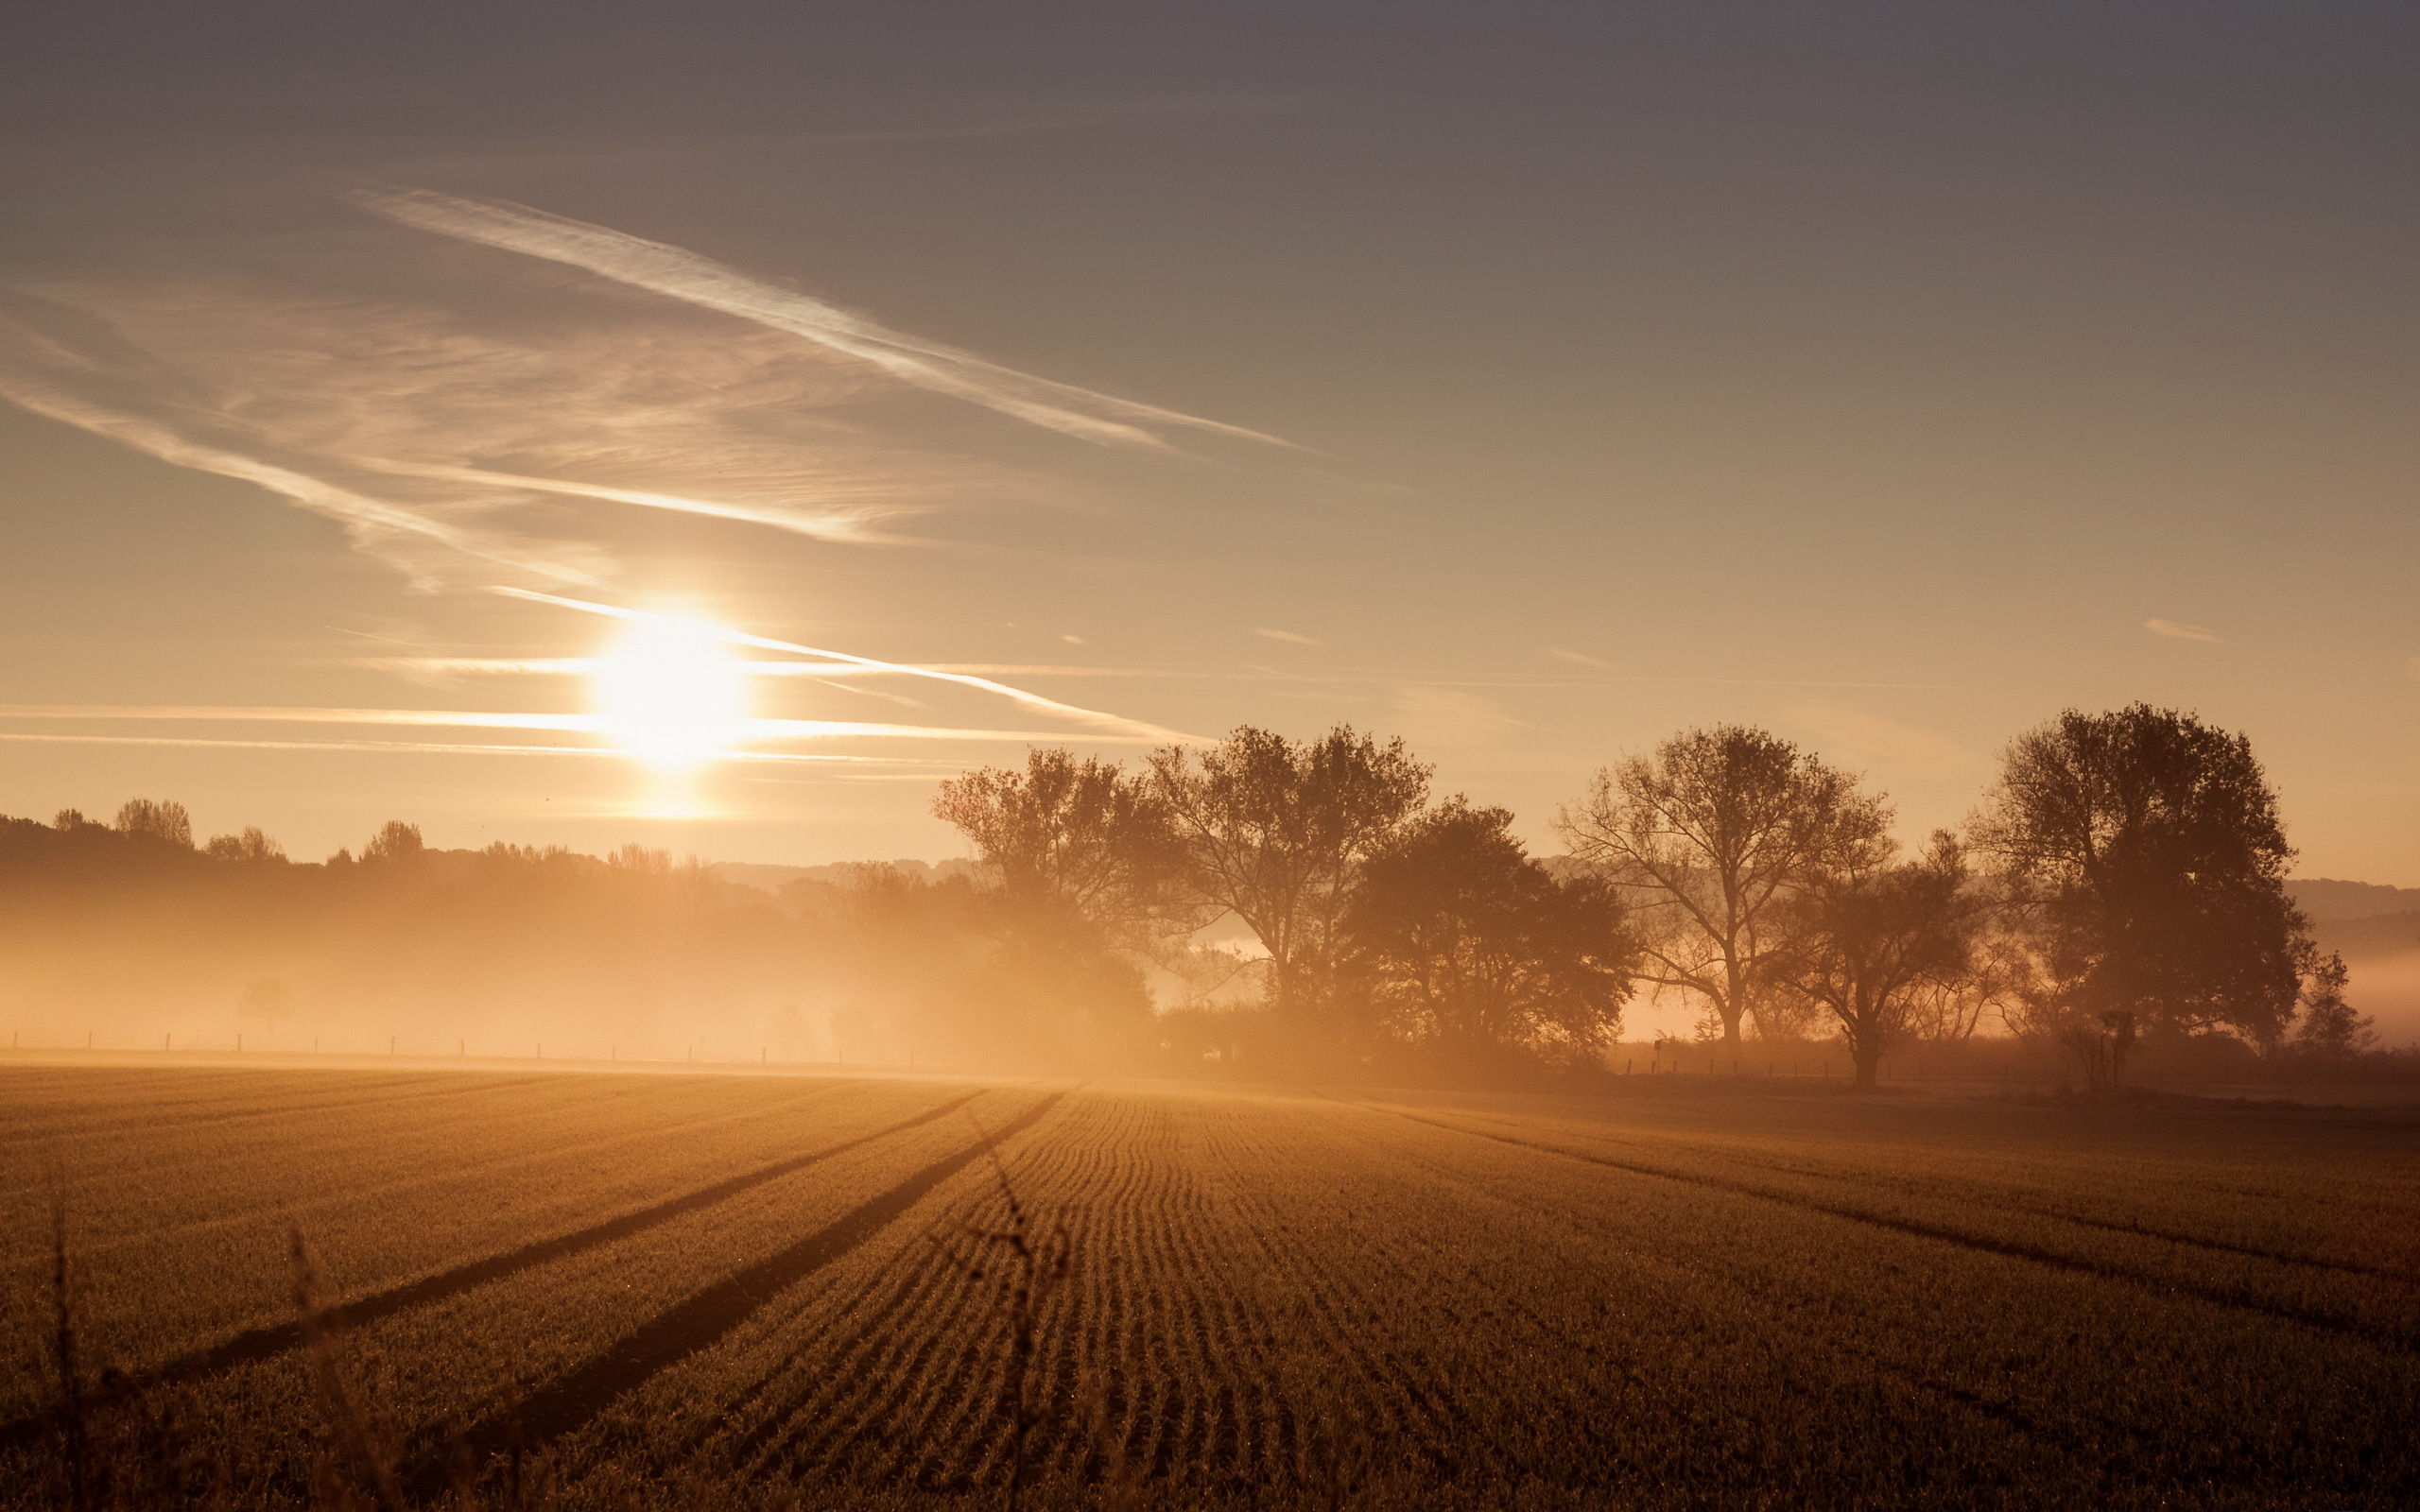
1344 1098 2419 1352
0 1089 989 1452
407 1088 1073 1497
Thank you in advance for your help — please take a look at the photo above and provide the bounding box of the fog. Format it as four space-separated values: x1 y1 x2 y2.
0 813 1144 1073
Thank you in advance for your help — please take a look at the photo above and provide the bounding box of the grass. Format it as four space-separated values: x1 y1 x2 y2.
4 1063 2416 1508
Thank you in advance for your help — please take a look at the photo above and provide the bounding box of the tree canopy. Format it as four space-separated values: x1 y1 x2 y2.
1342 800 1637 1062
1773 833 1981 1087
1972 703 2311 1049
1148 725 1431 1015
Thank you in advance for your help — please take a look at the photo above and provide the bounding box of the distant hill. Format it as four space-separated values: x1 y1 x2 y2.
2290 878 2420 921
2314 912 2420 961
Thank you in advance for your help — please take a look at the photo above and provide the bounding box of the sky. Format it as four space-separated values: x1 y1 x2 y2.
1 0 2414 882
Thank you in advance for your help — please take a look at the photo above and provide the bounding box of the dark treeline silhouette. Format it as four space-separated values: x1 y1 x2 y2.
0 704 2396 1087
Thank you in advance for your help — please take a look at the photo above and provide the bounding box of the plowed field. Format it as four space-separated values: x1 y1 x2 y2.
5 1064 2416 1509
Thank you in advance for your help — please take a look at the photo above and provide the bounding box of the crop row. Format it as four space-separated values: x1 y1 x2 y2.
8 1070 2416 1508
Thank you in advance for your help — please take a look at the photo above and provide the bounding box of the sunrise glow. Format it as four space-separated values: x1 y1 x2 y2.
590 615 748 770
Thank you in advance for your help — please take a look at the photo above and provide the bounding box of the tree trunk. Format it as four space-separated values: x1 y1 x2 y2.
1853 1036 1881 1090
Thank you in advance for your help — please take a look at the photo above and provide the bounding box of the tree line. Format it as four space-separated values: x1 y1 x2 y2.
932 703 2377 1086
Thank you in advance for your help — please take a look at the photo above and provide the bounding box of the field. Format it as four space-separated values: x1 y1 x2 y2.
4 1063 2417 1509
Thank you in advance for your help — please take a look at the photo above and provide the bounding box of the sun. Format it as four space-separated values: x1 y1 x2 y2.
592 615 749 769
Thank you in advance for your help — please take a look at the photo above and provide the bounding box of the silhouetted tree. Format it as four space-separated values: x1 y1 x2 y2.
1148 726 1431 1015
1971 704 2312 1060
935 748 1203 952
1773 833 1980 1089
205 826 288 864
239 977 297 1040
2290 953 2375 1061
1341 800 1636 1062
113 799 192 849
1554 726 1891 1049
1898 911 2030 1046
934 749 1197 1057
361 821 424 865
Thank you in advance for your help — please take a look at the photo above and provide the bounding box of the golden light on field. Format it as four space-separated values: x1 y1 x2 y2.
591 614 749 770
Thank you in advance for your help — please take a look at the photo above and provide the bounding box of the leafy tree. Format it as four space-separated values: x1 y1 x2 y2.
113 799 193 849
1148 725 1431 1015
933 749 1194 1058
1342 800 1636 1061
2291 953 2376 1061
935 747 1201 953
1971 704 2312 1059
1553 726 1891 1048
1773 833 1980 1089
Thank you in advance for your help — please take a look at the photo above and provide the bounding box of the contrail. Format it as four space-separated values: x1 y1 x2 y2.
495 588 1206 744
0 705 1165 745
0 731 976 763
354 187 1301 455
354 459 913 545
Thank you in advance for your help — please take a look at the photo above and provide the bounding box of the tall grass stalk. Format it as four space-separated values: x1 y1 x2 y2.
287 1228 406 1512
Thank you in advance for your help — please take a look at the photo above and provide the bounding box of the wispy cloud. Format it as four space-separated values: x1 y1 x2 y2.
2146 618 2225 644
0 316 608 591
1254 627 1322 646
0 189 1298 593
1784 703 1989 782
0 730 973 764
1545 646 1609 668
1392 685 1530 748
0 705 1166 747
354 187 1299 455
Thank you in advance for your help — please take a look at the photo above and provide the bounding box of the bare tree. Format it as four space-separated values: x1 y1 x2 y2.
240 978 298 1042
1772 833 1980 1088
1899 912 2030 1046
204 826 288 863
1148 725 1430 1015
1553 725 1891 1049
112 799 192 849
361 821 425 865
1971 703 2313 1067
2290 953 2376 1062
